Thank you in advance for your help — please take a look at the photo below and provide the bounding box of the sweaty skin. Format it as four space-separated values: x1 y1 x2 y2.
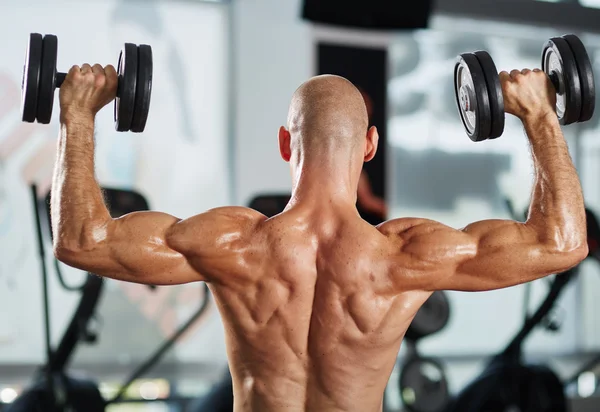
53 66 587 412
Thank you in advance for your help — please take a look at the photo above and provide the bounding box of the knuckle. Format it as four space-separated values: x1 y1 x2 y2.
96 75 107 87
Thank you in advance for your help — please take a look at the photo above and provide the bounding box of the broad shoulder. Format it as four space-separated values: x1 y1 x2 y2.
183 206 267 229
377 217 448 239
167 207 267 252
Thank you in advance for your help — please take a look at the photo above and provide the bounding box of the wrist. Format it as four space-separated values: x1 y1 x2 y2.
521 109 557 127
60 107 95 127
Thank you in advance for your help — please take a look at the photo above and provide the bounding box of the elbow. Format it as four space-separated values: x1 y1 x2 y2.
569 241 589 265
53 242 78 265
53 225 107 265
53 240 93 266
546 238 588 269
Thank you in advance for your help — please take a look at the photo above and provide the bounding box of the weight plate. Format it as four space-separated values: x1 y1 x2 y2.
37 34 58 125
474 51 504 139
454 53 492 142
130 44 153 133
406 291 450 341
449 363 567 412
21 33 43 123
542 37 582 125
399 356 450 412
114 43 138 132
562 34 595 123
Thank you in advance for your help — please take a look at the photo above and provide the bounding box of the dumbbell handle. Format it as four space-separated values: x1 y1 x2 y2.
549 71 562 94
56 72 66 88
55 72 121 97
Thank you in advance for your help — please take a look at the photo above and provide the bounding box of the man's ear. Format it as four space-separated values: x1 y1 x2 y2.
278 126 292 162
364 126 379 162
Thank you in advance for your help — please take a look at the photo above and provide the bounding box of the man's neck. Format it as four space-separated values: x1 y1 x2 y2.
289 167 358 209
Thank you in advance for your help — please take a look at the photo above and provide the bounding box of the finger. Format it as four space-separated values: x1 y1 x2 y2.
521 69 531 75
510 69 521 79
499 71 511 83
104 65 119 91
68 65 81 75
80 64 92 73
499 71 513 89
92 64 104 75
104 64 117 77
532 68 542 73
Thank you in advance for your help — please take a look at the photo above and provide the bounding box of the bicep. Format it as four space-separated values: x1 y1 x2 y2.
441 220 544 291
100 207 262 285
62 211 202 286
453 219 587 291
396 219 575 292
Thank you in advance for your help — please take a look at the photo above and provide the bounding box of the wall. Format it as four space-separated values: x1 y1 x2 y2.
232 0 312 206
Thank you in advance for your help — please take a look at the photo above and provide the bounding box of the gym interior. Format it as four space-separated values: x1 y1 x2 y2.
1 0 600 411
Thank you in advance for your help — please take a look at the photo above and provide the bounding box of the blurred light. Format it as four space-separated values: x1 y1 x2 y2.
579 0 600 8
139 381 159 401
0 387 18 404
98 382 119 400
402 387 416 405
577 371 597 398
537 0 600 8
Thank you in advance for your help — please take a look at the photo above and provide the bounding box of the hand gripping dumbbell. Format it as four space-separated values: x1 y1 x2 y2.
454 34 596 142
21 33 153 133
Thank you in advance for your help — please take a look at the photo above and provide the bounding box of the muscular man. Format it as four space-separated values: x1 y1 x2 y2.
52 64 587 412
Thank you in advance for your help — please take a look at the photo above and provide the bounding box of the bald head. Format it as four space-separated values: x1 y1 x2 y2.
287 75 369 153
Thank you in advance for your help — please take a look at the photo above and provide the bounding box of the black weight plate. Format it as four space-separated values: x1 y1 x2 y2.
449 363 567 412
474 51 504 139
454 53 492 142
562 34 595 123
542 37 582 125
399 356 450 412
405 291 450 341
130 44 153 133
114 43 138 132
21 33 43 123
37 34 58 124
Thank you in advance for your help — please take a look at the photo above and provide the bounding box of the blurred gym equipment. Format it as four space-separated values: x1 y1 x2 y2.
6 187 210 412
445 203 600 412
399 292 451 412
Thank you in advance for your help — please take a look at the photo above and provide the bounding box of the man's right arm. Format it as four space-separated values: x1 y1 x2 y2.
386 71 588 292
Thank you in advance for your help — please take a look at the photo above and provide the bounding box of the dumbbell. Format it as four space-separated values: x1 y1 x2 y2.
21 33 153 133
454 34 596 142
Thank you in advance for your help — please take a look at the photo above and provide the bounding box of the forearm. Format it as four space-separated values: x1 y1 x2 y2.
524 114 586 252
52 116 111 252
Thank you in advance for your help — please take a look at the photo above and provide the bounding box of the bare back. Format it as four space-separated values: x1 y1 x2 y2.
203 207 432 412
52 70 587 412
